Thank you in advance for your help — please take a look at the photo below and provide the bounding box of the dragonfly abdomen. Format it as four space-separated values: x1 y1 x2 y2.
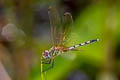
69 39 99 50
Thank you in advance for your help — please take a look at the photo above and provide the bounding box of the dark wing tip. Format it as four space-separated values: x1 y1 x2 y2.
64 12 72 20
48 6 52 11
64 12 71 16
48 6 56 11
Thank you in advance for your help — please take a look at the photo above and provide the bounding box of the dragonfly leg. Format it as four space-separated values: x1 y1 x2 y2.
42 59 54 72
42 59 51 64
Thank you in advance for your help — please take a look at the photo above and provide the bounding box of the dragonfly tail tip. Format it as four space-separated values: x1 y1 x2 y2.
97 39 99 41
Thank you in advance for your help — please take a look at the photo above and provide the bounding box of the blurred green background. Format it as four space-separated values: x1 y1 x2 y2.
0 0 120 80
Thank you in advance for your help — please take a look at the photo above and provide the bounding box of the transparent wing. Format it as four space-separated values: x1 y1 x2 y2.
48 7 73 46
48 6 62 46
61 12 73 45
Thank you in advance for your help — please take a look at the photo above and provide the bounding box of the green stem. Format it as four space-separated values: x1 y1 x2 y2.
41 60 44 80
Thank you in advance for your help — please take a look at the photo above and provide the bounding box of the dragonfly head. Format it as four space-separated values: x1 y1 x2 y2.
42 50 50 59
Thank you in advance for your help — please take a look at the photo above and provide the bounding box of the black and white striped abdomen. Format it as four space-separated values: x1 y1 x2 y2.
69 39 99 50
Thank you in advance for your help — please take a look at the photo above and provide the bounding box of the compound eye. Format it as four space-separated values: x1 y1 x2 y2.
44 50 49 56
43 50 50 59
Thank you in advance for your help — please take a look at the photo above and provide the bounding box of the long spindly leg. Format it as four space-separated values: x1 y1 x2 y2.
42 59 54 72
42 59 51 64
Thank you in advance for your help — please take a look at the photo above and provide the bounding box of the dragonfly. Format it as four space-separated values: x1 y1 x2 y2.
41 6 99 72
